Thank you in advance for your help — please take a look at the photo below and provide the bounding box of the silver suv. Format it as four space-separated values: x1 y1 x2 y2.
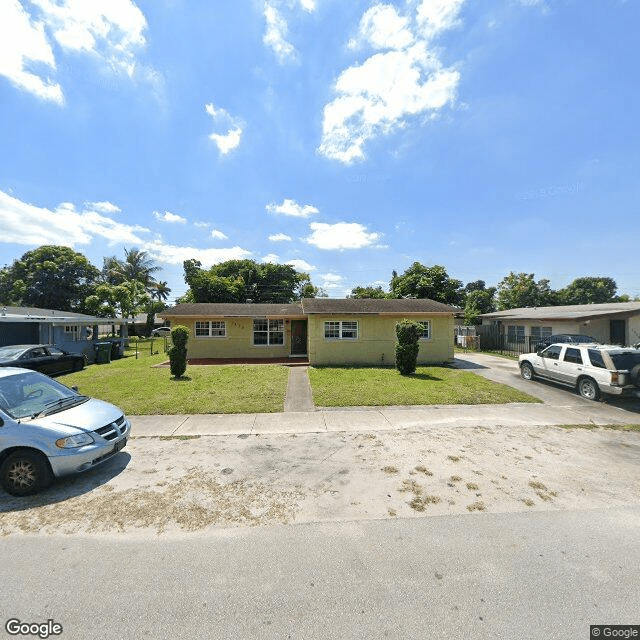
519 343 640 401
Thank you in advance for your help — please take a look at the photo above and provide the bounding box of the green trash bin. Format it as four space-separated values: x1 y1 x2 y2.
94 342 112 364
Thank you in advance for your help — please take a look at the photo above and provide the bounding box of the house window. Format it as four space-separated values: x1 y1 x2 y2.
324 321 358 340
64 325 81 341
418 321 431 340
195 321 226 338
507 325 525 343
253 319 284 346
530 326 552 339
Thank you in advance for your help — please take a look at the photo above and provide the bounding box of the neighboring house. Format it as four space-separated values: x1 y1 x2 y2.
160 298 457 366
0 305 127 363
480 302 640 347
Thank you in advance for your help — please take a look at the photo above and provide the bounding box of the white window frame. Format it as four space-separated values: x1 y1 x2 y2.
530 326 552 339
64 325 81 341
252 319 285 346
418 320 431 340
195 321 226 338
324 320 358 340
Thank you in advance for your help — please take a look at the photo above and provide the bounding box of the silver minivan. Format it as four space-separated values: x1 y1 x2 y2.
0 367 130 496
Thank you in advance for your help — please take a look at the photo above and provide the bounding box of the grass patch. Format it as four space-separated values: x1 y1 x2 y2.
559 424 640 432
308 365 539 407
409 495 441 512
466 483 479 491
59 346 290 414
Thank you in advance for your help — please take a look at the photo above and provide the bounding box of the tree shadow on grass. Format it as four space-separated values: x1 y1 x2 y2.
170 376 193 382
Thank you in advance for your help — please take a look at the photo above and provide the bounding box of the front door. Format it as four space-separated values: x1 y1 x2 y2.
290 320 308 355
610 319 626 346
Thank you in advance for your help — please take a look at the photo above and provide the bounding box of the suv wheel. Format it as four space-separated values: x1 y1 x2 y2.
577 377 600 401
520 362 535 381
0 450 52 496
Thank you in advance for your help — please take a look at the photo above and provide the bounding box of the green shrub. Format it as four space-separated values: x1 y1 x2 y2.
395 319 422 375
168 325 189 378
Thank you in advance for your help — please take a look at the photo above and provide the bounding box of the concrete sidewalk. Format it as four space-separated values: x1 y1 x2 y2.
129 400 639 437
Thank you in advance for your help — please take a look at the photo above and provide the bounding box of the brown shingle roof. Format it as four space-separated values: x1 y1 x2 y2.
301 298 458 314
159 303 304 317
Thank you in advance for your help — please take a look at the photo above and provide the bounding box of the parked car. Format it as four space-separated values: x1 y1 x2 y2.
533 334 598 350
0 367 130 496
519 343 640 400
151 327 171 336
0 344 85 376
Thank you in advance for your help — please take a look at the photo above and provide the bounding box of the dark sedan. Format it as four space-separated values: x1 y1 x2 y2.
0 345 85 376
534 334 597 351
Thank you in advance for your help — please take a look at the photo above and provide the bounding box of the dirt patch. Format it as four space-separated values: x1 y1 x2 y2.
1 424 639 536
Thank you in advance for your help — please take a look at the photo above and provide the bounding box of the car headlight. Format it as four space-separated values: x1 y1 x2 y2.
55 433 95 448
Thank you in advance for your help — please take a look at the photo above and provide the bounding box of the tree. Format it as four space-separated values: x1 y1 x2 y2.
151 280 171 302
555 277 618 305
101 248 161 290
84 281 150 320
463 289 496 324
0 245 99 311
168 325 189 378
182 259 314 303
390 263 463 305
395 320 423 375
496 272 554 310
349 286 390 299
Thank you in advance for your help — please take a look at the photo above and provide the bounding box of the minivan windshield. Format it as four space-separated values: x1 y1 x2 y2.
610 352 640 371
0 371 85 420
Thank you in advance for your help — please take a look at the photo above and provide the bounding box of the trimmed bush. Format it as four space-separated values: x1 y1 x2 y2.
395 319 422 375
168 325 189 378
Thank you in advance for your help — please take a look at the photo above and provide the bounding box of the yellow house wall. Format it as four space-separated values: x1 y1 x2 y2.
628 315 640 346
168 317 292 359
307 315 454 366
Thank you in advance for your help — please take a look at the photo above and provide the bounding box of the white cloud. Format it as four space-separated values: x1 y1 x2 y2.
263 2 296 63
85 201 121 214
319 272 343 283
318 1 464 163
154 210 187 224
415 0 465 39
194 221 209 228
299 0 316 12
30 0 147 76
0 0 63 104
266 198 318 218
143 241 251 267
0 189 148 247
210 229 228 240
205 103 243 155
349 4 414 51
262 253 280 263
268 233 292 242
0 0 149 104
287 259 316 272
306 222 380 250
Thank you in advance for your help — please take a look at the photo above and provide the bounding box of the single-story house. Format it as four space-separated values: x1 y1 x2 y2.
480 302 640 347
159 298 457 365
0 305 128 362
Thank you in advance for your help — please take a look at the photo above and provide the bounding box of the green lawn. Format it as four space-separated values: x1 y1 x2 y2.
59 341 290 415
308 365 540 407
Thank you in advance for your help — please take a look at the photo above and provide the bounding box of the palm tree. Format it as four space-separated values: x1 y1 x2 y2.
121 248 161 289
151 280 171 302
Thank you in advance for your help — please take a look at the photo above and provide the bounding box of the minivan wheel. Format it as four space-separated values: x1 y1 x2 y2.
520 362 535 381
578 377 600 401
0 450 52 496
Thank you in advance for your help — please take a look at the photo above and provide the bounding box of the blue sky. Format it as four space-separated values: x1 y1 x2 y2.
1 0 638 302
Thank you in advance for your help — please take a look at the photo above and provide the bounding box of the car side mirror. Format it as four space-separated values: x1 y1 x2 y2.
71 385 79 393
536 348 544 356
0 417 4 427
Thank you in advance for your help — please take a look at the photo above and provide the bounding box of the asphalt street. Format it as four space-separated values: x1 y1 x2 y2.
1 507 639 640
